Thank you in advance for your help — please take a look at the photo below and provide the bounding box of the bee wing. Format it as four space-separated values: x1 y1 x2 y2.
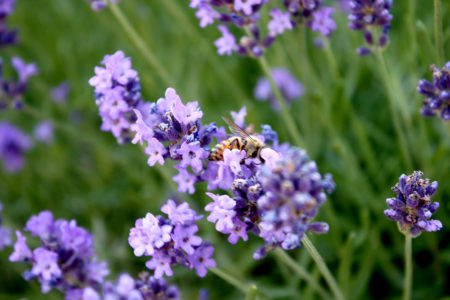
222 117 256 141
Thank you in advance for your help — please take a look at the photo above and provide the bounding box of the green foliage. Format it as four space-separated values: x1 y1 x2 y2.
0 0 449 299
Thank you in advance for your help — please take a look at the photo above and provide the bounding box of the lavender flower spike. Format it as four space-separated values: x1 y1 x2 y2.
385 171 442 237
417 62 450 120
129 199 215 278
348 0 393 55
0 122 32 173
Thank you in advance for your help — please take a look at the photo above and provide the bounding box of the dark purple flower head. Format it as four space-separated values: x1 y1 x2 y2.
417 62 450 121
348 0 393 55
0 121 32 173
10 211 109 294
0 0 18 47
0 57 38 108
128 199 215 278
384 171 442 237
89 50 144 144
254 68 303 111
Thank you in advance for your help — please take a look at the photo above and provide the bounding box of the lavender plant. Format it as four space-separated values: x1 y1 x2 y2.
0 121 32 173
417 62 450 120
128 199 216 278
0 0 18 46
347 0 393 56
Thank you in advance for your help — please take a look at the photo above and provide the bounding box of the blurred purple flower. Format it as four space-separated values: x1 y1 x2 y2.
0 0 18 47
10 211 109 294
12 57 38 83
51 81 70 104
214 25 237 56
0 121 32 173
230 106 247 128
254 68 303 111
348 0 393 55
85 0 121 11
0 202 11 250
417 62 450 120
33 120 54 144
385 171 442 237
307 6 337 36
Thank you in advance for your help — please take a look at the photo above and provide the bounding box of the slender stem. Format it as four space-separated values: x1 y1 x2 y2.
210 268 248 294
323 39 341 81
257 56 304 147
433 0 444 66
403 233 413 300
274 249 331 300
108 1 173 86
302 235 345 300
374 49 413 170
245 285 258 300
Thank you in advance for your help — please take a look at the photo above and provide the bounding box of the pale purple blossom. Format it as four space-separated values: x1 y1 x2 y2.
214 25 236 56
31 248 62 281
172 225 202 254
51 81 70 104
11 56 38 83
33 120 54 144
205 193 237 233
9 231 32 262
268 8 293 36
307 6 337 36
231 106 247 128
178 141 208 173
187 244 216 277
173 165 197 194
145 138 166 166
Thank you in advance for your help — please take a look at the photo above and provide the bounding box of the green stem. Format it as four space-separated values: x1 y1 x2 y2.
108 1 173 86
403 233 413 300
323 39 341 81
302 235 345 300
374 49 413 170
245 285 258 300
257 56 304 147
275 249 331 300
433 0 444 66
210 268 248 294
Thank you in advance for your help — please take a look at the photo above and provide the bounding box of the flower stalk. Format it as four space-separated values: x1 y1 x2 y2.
108 1 173 86
210 267 248 294
403 233 413 300
302 235 345 300
433 0 444 66
374 48 413 170
257 56 304 147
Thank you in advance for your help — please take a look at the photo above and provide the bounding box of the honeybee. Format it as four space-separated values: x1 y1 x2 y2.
208 117 266 161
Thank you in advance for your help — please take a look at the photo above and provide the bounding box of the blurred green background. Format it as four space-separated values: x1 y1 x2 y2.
0 0 449 299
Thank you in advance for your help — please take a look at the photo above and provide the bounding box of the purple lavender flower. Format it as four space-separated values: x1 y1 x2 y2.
50 81 70 104
417 62 450 120
0 57 38 108
214 25 237 56
230 106 247 128
385 171 442 237
0 121 32 173
89 50 144 144
190 0 327 57
348 0 393 55
129 87 219 194
33 120 54 144
0 202 11 250
268 7 293 36
254 68 304 111
31 248 62 281
0 0 18 47
128 199 215 278
307 6 337 37
101 272 181 300
85 0 121 11
255 147 332 253
9 231 32 262
9 211 109 294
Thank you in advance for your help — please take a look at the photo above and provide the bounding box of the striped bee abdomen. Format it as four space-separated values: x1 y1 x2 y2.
208 137 245 161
